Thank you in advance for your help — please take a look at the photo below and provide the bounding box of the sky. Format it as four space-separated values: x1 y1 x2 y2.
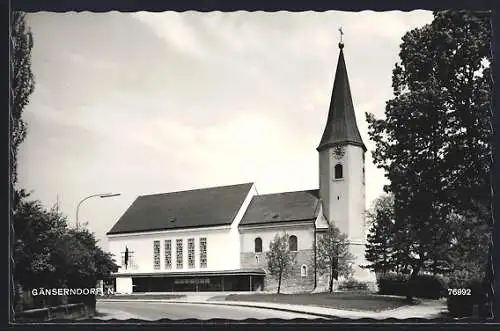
19 10 434 250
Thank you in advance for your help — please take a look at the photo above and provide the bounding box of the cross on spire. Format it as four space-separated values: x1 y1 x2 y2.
338 27 345 49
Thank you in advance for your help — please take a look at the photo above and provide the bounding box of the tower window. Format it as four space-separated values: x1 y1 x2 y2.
334 164 343 179
289 235 298 252
254 237 262 253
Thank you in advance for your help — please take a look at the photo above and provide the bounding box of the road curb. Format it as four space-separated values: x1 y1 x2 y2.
98 299 337 319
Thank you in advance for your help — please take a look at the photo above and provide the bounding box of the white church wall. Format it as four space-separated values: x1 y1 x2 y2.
228 183 258 269
108 225 239 274
345 145 366 243
319 145 366 242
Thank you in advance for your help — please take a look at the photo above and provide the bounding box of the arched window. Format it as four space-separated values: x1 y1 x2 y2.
254 237 262 253
301 264 308 277
334 164 343 179
288 235 298 252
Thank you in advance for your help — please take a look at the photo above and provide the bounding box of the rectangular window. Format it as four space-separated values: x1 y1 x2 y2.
153 240 160 270
188 238 195 268
176 239 183 269
199 237 207 268
164 240 172 270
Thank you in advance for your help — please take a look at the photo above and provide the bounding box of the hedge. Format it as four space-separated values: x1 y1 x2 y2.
377 273 408 296
377 273 447 299
338 279 369 291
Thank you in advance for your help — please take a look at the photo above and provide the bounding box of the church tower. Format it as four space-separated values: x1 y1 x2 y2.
317 39 374 284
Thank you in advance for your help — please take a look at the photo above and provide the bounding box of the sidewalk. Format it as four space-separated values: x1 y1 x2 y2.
98 296 448 320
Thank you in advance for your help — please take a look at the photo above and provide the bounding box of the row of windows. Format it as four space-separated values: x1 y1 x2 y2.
154 238 207 270
254 235 298 253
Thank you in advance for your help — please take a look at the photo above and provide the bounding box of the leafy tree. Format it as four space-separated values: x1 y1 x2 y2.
14 192 119 310
446 212 490 280
316 223 355 293
11 11 35 185
11 11 35 313
363 194 396 274
266 233 295 294
14 197 68 290
366 10 492 301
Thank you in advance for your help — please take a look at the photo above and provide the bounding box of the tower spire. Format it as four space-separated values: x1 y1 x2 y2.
317 37 366 152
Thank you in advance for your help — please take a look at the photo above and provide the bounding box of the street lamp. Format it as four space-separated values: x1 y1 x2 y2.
76 193 121 230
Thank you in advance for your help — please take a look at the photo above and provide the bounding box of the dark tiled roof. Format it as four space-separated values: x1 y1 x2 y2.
107 183 253 235
317 43 366 152
239 189 320 226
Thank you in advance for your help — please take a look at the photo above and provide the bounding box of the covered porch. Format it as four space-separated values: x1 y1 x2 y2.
113 268 266 293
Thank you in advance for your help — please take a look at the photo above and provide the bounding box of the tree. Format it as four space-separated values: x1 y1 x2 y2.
11 11 35 185
11 11 35 313
266 233 295 294
14 197 68 290
363 194 396 274
14 192 119 310
366 10 492 301
446 212 490 280
316 223 355 293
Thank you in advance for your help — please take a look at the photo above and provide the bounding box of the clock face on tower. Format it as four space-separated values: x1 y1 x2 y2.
333 145 345 159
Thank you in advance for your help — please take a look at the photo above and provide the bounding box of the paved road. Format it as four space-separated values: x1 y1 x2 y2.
96 301 327 320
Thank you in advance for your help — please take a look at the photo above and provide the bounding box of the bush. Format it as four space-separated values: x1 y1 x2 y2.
377 273 447 299
377 273 408 296
446 277 489 318
411 274 447 299
338 279 369 291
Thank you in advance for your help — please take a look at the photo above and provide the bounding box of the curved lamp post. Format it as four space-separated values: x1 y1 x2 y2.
76 193 121 230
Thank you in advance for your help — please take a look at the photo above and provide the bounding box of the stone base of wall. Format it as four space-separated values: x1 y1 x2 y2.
264 275 314 294
241 249 315 293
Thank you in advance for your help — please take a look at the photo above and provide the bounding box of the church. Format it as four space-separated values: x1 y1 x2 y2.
106 41 375 294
